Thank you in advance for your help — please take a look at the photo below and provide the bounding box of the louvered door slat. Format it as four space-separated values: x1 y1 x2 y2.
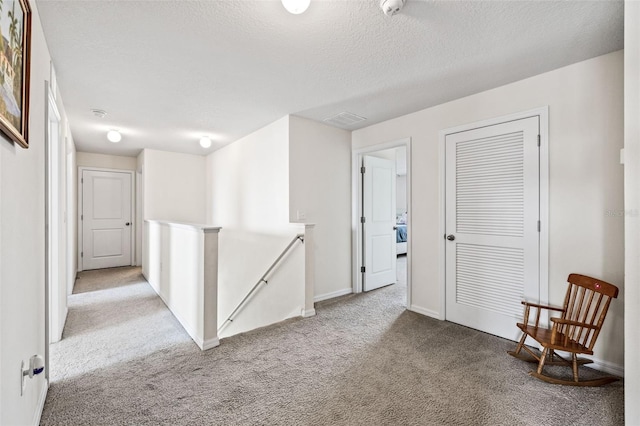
456 131 524 237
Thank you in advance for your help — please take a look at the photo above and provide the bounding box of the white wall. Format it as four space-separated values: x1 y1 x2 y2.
352 51 625 370
206 117 290 231
141 149 206 223
76 151 137 171
289 116 352 301
396 175 407 213
624 2 640 422
0 2 73 423
205 116 307 337
66 127 77 293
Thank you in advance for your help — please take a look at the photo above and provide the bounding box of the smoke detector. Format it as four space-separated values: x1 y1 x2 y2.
91 108 107 118
380 0 406 16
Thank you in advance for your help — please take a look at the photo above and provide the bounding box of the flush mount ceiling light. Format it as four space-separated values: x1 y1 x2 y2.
380 0 406 16
281 0 310 14
199 136 212 148
107 130 122 143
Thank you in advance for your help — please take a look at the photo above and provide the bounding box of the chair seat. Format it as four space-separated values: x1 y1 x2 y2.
516 323 592 355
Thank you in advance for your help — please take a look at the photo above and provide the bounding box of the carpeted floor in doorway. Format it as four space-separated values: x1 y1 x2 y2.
41 263 623 425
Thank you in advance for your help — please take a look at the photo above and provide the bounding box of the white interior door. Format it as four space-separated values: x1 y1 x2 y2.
363 155 397 291
82 170 133 270
445 117 540 341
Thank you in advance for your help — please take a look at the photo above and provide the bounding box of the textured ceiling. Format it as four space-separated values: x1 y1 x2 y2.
36 0 623 157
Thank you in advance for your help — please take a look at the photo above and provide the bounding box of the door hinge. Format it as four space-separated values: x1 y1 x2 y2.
537 220 541 232
81 214 83 220
360 216 366 224
81 177 84 184
361 266 365 273
537 135 541 147
360 166 366 174
81 252 83 258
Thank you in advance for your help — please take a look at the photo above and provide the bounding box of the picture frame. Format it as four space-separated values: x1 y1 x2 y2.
0 0 31 148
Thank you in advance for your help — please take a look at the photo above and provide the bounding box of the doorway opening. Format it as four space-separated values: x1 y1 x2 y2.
352 138 411 308
77 167 135 271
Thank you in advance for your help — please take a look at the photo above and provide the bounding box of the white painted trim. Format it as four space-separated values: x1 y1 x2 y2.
53 306 69 343
44 84 61 379
78 167 136 271
33 379 48 426
314 288 352 302
145 219 221 233
438 107 550 323
587 357 624 378
550 350 624 377
301 308 316 318
409 305 440 319
201 337 220 351
352 138 412 310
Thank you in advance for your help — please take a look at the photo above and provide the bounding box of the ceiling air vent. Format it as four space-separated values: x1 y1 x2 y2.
323 111 367 128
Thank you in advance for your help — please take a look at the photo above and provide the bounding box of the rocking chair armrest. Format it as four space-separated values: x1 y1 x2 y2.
550 317 599 329
521 301 565 312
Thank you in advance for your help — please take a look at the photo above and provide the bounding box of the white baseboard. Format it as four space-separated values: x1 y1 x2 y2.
586 356 624 377
201 337 220 350
409 304 440 319
314 288 352 302
301 308 316 318
33 379 48 426
550 350 624 377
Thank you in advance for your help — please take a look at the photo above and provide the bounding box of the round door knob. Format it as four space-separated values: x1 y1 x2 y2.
446 234 455 241
125 222 131 226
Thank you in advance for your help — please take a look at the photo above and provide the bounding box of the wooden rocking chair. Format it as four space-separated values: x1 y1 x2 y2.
508 273 619 386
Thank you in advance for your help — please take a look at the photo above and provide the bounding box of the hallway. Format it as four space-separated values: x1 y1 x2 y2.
41 265 622 425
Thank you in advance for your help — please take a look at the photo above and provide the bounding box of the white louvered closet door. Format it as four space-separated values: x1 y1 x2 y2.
445 117 539 341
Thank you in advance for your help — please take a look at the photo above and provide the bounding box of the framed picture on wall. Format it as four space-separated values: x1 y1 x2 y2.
0 0 31 148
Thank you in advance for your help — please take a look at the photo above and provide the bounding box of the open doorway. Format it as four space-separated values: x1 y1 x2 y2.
352 139 411 307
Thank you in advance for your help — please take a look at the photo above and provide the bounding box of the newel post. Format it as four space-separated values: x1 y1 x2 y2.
202 227 221 349
302 224 316 317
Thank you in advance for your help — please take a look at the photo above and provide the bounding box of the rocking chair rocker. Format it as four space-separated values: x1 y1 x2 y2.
508 273 619 386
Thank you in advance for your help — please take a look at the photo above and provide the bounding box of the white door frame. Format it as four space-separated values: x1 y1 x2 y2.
77 167 136 271
352 138 412 306
45 84 62 378
438 107 550 321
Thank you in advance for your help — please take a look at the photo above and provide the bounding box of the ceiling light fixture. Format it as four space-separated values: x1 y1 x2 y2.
380 0 406 16
281 0 310 14
107 130 122 143
199 136 212 148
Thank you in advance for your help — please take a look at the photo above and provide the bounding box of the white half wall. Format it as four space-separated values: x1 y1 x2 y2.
352 51 625 370
624 2 640 423
143 220 220 350
206 116 306 338
289 116 352 299
141 149 206 223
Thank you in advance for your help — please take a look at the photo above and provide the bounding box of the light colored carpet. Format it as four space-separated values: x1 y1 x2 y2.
41 262 623 425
